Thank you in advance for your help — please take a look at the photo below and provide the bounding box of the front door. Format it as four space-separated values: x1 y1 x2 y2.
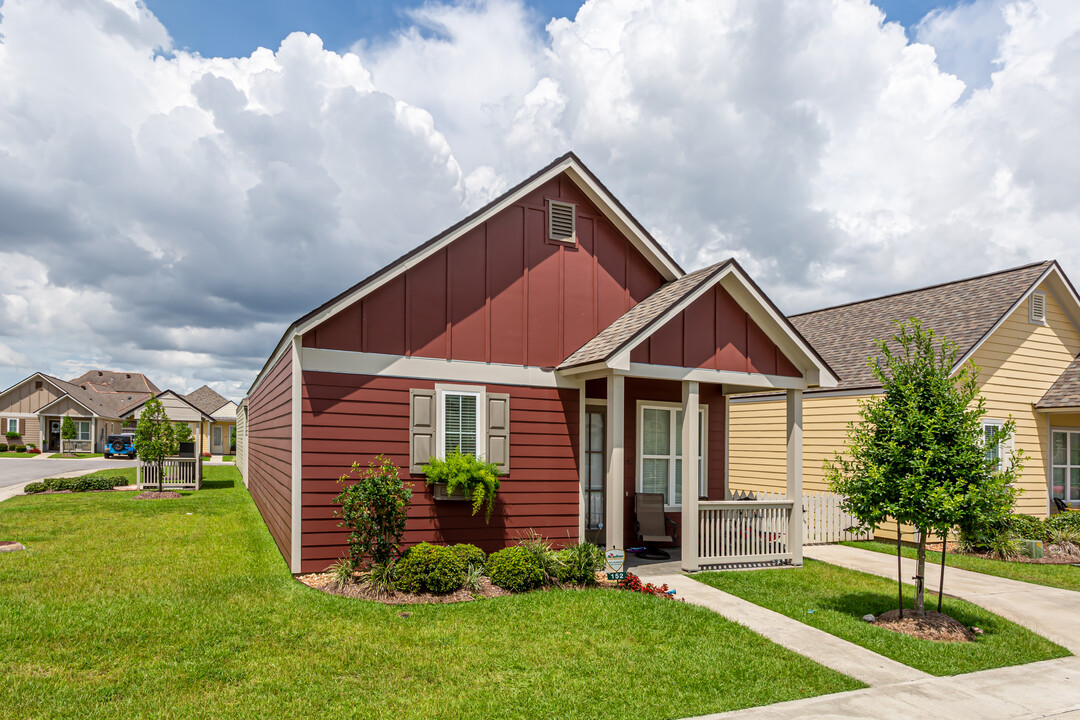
211 425 224 455
584 408 606 546
49 420 60 452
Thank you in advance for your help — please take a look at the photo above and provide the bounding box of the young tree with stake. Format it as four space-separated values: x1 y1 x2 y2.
826 318 1021 617
135 397 178 492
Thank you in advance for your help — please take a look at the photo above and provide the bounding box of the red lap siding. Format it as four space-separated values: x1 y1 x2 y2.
300 372 580 573
247 351 293 569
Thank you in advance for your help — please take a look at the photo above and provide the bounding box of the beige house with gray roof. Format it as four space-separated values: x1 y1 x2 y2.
729 260 1080 527
119 385 237 456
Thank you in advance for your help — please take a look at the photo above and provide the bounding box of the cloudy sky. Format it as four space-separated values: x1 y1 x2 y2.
1 0 1078 399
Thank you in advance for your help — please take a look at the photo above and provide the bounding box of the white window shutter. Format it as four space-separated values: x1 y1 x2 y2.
486 393 510 474
409 389 437 474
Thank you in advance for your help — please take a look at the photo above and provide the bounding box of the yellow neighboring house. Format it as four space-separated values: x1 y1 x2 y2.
729 261 1080 525
119 386 237 456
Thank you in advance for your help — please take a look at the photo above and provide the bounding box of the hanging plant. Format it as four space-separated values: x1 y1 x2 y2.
422 450 501 522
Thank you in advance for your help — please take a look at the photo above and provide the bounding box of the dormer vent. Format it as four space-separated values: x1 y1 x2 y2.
1030 291 1047 325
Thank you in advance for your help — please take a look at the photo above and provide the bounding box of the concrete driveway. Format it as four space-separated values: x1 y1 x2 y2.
0 458 135 492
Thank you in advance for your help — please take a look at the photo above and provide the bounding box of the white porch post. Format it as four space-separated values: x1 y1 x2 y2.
786 389 804 566
605 374 625 551
681 381 700 572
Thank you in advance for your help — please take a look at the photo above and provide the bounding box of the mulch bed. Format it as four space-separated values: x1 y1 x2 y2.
134 491 183 500
0 541 26 553
873 609 976 642
298 572 512 604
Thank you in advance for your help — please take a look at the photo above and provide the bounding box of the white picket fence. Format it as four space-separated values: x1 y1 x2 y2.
137 457 202 490
729 489 873 544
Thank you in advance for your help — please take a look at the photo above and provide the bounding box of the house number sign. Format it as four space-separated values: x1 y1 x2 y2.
605 549 626 581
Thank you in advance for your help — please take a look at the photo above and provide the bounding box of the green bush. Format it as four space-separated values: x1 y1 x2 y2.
487 546 544 593
1008 514 1051 544
27 476 117 493
395 542 466 594
0 443 7 452
554 542 606 585
450 543 486 569
14 445 26 453
334 456 411 567
109 476 129 487
1048 512 1080 534
24 482 45 494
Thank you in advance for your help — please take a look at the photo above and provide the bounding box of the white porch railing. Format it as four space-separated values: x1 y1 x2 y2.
137 457 202 490
729 490 873 544
698 500 795 565
61 439 93 454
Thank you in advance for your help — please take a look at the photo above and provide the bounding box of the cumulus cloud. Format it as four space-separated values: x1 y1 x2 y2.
2 0 1080 397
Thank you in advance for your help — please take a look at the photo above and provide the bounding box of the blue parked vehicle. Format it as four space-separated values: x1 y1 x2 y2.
105 433 136 459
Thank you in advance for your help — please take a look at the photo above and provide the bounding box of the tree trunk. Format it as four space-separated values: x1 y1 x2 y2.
896 521 903 619
914 529 927 616
157 461 164 492
937 532 947 613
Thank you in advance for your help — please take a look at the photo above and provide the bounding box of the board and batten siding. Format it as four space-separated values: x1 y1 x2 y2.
729 280 1080 521
247 351 294 569
0 378 61 415
299 372 580 574
300 173 665 368
968 283 1080 515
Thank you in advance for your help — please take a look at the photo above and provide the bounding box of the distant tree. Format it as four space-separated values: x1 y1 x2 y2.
135 397 178 492
60 416 77 454
174 422 194 444
826 318 1022 617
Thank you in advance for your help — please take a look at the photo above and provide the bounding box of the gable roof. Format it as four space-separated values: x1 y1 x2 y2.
790 261 1058 392
42 373 137 418
118 389 214 421
249 152 685 396
185 385 230 416
559 258 839 387
1037 355 1080 409
68 370 160 395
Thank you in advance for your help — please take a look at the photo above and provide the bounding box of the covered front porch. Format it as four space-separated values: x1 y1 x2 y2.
556 260 837 572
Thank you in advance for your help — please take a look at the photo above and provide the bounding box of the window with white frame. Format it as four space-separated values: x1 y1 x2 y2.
5 418 17 434
75 421 91 442
982 419 1005 468
639 404 706 507
439 390 481 457
1051 430 1080 504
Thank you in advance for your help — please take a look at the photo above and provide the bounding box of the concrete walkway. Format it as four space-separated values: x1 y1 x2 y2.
806 543 1080 653
692 544 1080 719
647 571 929 686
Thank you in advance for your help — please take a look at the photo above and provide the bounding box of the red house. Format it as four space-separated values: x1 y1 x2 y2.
238 153 838 575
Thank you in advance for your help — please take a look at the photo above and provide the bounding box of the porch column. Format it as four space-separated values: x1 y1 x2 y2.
681 381 700 572
786 389 804 566
605 374 625 551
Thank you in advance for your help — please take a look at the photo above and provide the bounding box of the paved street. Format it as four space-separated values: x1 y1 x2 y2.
0 458 135 490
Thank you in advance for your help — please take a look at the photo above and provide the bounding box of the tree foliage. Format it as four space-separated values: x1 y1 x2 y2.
334 455 412 567
60 416 77 451
826 318 1022 615
173 422 194 444
134 396 178 491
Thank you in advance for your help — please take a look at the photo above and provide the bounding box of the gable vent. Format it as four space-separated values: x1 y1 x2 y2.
1030 291 1047 324
548 200 576 243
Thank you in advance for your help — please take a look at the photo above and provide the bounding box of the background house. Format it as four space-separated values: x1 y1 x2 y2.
120 385 237 456
237 153 836 574
728 261 1080 531
0 370 159 452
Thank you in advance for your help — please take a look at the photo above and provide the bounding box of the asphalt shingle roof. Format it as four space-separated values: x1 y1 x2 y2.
1038 355 1080 409
790 261 1052 391
184 385 230 416
559 260 732 369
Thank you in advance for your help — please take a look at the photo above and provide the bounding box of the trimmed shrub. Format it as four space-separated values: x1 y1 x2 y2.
0 444 7 452
395 542 466 594
554 542 606 585
109 476 129 486
24 482 45 494
14 445 26 453
1008 514 1051 544
450 543 486 570
29 476 117 493
1048 511 1080 534
487 546 544 593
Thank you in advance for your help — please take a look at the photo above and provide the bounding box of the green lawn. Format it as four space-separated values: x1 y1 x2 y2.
48 452 105 459
842 539 1080 593
222 455 235 462
0 467 861 719
0 452 37 458
697 560 1069 676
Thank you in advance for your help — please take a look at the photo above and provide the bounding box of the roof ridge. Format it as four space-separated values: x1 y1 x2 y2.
791 260 1052 319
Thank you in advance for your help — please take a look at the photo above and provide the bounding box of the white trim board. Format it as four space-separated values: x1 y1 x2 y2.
301 348 580 388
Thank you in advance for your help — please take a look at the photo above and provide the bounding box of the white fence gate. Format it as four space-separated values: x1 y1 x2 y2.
730 490 873 544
